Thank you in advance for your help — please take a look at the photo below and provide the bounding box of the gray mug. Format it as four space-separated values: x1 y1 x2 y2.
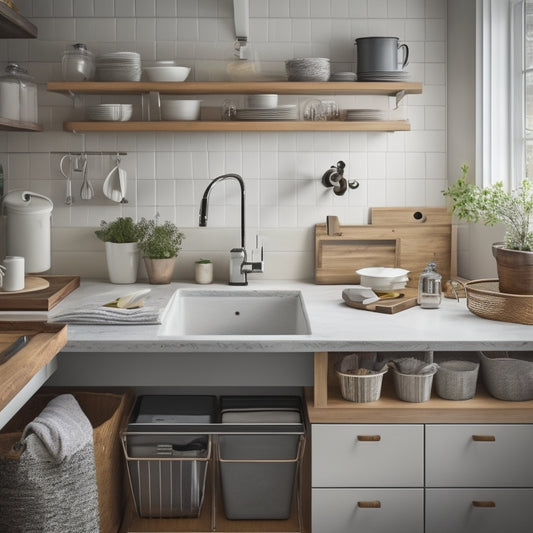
355 36 409 73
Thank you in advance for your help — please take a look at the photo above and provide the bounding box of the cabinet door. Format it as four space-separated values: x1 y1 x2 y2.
312 424 423 487
312 488 424 533
426 424 533 487
426 489 533 533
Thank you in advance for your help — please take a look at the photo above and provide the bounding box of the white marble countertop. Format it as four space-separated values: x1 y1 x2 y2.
5 279 533 353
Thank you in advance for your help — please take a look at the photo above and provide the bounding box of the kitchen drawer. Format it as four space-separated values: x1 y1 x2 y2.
312 424 423 487
426 424 533 487
426 488 533 533
312 488 424 533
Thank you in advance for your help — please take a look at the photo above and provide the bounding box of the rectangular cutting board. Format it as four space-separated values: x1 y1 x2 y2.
315 208 457 286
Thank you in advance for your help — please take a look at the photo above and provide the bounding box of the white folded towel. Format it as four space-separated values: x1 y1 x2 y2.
22 394 93 463
49 305 162 324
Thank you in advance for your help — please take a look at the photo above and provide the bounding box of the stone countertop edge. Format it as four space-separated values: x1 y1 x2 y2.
1 279 533 353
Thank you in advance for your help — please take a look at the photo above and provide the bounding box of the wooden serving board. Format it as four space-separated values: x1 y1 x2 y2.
315 208 457 286
0 275 80 311
342 287 419 314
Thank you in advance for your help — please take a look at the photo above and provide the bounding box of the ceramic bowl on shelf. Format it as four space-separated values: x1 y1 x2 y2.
161 99 201 120
143 65 191 82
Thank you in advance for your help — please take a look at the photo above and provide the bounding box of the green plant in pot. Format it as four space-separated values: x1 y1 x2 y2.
443 164 533 294
195 258 213 284
136 214 185 284
95 217 139 284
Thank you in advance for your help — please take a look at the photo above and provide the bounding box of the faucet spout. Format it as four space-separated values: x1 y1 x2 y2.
198 173 245 248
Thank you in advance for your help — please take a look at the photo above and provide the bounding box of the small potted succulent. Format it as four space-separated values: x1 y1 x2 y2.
195 258 213 284
443 164 533 294
95 217 139 284
135 214 185 284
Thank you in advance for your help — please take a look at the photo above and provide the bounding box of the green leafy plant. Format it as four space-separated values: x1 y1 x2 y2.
95 217 138 243
195 258 212 264
443 165 533 251
135 214 185 259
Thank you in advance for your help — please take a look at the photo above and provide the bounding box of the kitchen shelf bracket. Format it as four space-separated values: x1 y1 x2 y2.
395 89 406 108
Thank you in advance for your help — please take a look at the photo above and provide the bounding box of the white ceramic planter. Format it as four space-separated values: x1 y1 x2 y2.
195 262 213 284
105 241 139 284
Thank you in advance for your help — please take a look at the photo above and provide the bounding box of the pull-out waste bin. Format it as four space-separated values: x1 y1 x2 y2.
122 395 217 518
218 395 305 520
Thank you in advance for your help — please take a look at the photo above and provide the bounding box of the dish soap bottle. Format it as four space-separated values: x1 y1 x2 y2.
418 262 442 309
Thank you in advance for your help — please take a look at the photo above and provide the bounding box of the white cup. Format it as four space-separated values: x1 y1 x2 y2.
0 256 25 291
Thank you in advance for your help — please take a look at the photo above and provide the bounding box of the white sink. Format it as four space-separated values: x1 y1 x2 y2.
159 289 311 336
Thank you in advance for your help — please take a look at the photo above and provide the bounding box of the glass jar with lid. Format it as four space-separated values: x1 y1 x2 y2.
61 43 95 81
0 63 38 123
417 262 442 309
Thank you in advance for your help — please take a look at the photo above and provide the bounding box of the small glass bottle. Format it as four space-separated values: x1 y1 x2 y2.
418 262 442 309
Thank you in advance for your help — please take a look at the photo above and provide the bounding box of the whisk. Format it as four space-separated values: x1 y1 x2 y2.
76 155 94 200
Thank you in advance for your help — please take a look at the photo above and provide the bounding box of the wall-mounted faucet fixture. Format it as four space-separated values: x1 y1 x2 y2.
199 173 264 286
321 161 359 196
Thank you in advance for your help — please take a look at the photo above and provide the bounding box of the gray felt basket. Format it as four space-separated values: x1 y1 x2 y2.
435 360 479 401
393 369 436 403
478 351 533 401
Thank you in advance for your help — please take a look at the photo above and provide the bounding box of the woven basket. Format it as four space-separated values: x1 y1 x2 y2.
393 369 436 403
435 360 479 400
478 351 533 401
336 354 387 403
465 279 533 324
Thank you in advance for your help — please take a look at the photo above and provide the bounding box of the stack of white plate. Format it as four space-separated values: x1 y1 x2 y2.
285 58 330 81
234 105 297 121
344 108 387 121
96 51 142 82
356 267 410 291
357 70 410 81
330 71 356 82
86 103 133 121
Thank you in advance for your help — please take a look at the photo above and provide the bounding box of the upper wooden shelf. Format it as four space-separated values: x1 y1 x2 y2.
47 80 423 97
0 117 42 131
0 2 37 38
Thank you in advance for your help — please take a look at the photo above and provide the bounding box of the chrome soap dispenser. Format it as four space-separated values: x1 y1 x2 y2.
418 262 442 309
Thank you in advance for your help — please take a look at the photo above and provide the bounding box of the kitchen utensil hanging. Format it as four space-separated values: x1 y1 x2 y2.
76 154 94 201
103 155 123 203
59 154 74 205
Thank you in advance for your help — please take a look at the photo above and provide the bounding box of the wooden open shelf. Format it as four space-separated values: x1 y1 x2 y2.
47 81 422 97
62 119 411 133
0 117 42 131
308 352 533 424
0 2 37 38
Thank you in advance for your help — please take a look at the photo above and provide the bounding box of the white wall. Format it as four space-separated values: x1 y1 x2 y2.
0 0 447 281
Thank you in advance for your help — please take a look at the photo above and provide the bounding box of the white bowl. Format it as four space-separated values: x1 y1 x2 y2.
245 94 278 108
161 99 201 121
143 66 191 82
356 267 410 291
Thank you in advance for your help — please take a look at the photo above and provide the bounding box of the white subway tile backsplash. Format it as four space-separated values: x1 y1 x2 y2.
368 0 388 18
73 0 94 17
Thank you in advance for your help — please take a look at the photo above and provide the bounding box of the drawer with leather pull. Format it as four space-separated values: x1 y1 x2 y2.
312 424 423 487
425 424 533 487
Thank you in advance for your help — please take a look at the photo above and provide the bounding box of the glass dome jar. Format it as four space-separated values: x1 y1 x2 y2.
61 43 95 81
0 64 38 123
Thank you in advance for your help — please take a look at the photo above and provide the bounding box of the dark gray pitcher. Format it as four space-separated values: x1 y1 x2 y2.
355 36 409 73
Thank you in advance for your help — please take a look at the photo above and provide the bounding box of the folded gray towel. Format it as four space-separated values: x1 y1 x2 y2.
22 394 93 463
50 305 162 324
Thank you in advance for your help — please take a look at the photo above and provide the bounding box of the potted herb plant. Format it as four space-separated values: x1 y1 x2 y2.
136 214 185 284
443 164 533 294
195 258 213 284
95 217 139 284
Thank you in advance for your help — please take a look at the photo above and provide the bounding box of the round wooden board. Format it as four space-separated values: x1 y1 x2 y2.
0 276 50 295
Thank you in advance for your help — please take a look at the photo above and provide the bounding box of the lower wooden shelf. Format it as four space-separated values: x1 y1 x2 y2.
63 119 411 133
0 117 42 131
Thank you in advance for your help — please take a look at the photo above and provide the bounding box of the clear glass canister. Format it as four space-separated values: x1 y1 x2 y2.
417 262 442 309
0 64 38 123
61 43 95 81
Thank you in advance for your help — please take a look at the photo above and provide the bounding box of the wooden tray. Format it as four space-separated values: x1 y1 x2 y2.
343 287 419 314
0 275 80 311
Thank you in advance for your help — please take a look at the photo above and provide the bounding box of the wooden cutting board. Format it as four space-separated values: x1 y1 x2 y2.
315 208 457 286
342 287 419 314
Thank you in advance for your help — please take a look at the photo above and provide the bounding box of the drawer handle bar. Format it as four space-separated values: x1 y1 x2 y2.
357 435 381 442
357 501 381 508
472 435 496 442
472 501 496 508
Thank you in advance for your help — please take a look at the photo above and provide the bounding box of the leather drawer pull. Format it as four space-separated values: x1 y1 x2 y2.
358 501 381 508
472 435 496 442
357 435 381 442
472 501 496 508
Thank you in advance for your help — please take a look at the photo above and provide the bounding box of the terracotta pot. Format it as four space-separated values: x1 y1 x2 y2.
492 243 533 294
143 256 176 284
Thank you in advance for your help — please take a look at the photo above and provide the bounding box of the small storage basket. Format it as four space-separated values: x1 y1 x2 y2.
393 369 436 403
336 354 387 403
435 360 479 400
478 351 533 401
